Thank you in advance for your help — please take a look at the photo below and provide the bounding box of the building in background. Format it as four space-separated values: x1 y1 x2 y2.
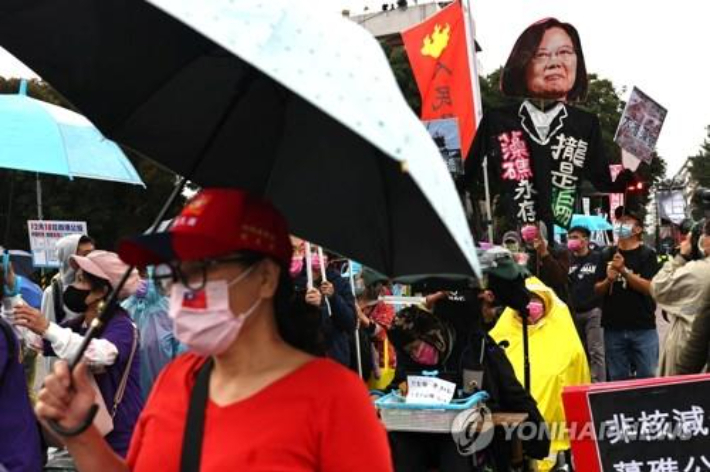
345 2 481 55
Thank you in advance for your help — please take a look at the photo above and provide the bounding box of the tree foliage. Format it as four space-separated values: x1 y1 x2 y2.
689 126 710 189
0 77 184 254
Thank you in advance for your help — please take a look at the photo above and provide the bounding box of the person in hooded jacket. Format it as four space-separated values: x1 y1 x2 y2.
41 234 96 327
490 276 590 471
122 269 184 400
388 275 550 472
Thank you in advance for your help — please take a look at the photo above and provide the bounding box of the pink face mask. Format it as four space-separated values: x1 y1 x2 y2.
526 301 545 324
567 239 583 252
310 253 328 273
521 225 538 243
169 266 260 356
289 256 304 277
410 341 439 366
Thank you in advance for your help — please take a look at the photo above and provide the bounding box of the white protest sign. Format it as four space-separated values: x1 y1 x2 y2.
406 375 456 405
27 220 88 268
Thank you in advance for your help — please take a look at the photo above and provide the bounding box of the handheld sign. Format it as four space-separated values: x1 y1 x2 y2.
563 374 710 472
614 87 667 165
27 220 87 268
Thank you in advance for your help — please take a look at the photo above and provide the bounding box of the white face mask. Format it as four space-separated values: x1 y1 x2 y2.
169 265 261 356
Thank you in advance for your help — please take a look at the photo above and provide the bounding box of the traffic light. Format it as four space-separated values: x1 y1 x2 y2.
627 181 645 192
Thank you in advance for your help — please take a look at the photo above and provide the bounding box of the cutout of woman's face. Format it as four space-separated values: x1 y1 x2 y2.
525 27 577 101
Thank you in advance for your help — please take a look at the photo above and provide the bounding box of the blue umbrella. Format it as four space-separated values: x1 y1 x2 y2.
555 214 613 234
0 80 143 185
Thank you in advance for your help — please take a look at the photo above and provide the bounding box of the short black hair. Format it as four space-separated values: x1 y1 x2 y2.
501 18 588 101
78 235 95 246
614 206 643 226
568 226 590 238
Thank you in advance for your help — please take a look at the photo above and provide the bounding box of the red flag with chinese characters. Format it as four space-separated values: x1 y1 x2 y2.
401 1 478 158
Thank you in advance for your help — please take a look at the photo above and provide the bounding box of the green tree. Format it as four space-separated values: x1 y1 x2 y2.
381 42 421 114
0 78 184 260
689 126 710 188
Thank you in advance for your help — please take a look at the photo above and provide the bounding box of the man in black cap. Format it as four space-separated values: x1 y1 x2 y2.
594 206 660 380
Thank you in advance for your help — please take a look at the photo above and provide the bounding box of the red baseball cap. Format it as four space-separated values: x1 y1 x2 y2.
118 189 292 267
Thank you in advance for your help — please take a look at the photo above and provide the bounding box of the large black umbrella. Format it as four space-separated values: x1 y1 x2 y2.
0 0 480 280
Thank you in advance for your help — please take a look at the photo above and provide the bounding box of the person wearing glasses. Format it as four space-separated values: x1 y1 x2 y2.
465 18 633 245
33 189 392 472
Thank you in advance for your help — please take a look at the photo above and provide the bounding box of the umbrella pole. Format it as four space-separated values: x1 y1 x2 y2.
36 173 43 220
3 173 15 244
318 246 332 317
522 311 531 392
482 156 494 243
36 173 46 280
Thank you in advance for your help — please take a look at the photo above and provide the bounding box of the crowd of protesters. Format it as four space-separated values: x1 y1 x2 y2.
2 190 710 472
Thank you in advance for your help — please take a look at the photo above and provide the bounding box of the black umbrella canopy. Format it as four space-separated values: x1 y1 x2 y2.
0 0 479 280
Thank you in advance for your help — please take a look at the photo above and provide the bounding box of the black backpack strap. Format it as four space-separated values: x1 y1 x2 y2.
52 278 67 324
180 358 214 472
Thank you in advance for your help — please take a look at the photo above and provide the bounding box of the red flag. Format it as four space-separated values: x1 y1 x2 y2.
401 2 478 158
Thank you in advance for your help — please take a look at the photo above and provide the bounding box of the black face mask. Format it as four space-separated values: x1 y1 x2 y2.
63 285 92 313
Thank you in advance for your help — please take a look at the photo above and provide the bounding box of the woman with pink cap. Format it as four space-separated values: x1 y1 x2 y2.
14 250 143 459
31 189 392 472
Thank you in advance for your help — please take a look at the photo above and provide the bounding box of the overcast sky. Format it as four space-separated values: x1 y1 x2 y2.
1 1 706 177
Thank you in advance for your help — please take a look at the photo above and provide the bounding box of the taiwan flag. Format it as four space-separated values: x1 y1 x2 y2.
182 289 207 310
401 1 480 158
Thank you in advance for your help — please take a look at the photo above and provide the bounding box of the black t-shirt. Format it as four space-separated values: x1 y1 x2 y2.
569 249 603 312
594 245 660 330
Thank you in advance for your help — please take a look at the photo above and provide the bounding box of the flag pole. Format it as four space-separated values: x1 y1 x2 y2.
482 156 494 242
317 246 332 317
459 0 492 242
304 241 314 290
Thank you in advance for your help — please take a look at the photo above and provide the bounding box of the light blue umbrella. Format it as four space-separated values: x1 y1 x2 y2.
0 80 143 185
555 214 614 234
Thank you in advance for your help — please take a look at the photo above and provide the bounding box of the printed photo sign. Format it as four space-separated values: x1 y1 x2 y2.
614 87 667 164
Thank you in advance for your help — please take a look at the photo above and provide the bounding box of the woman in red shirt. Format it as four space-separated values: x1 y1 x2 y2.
35 189 393 472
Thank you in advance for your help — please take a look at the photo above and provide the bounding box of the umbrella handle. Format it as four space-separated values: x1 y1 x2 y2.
47 405 99 437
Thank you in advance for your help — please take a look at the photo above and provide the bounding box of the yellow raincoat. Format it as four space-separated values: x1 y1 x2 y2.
490 277 590 471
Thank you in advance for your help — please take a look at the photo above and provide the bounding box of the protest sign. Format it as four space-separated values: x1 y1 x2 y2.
27 220 88 268
563 374 710 472
406 375 456 405
614 87 667 164
658 190 686 225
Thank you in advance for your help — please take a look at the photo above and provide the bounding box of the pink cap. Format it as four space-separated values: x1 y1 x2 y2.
71 250 140 300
